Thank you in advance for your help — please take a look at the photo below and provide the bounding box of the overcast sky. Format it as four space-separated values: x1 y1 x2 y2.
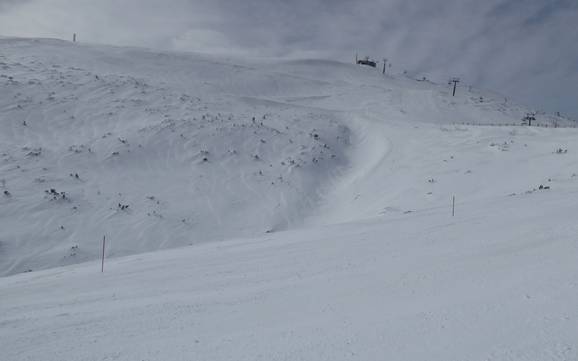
1 0 577 117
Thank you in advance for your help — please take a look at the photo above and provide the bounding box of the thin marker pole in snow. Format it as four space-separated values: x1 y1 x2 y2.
452 196 455 217
101 236 106 272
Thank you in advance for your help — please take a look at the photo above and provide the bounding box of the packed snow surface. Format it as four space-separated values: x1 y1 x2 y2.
1 37 578 360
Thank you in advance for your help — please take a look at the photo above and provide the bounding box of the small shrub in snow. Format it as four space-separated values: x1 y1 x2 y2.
45 188 67 200
69 245 79 257
26 148 42 157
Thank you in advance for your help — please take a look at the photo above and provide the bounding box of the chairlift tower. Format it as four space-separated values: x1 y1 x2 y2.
449 77 460 96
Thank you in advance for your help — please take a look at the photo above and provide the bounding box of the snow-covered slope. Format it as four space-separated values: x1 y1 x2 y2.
1 39 356 275
2 180 578 361
1 37 578 360
2 38 575 276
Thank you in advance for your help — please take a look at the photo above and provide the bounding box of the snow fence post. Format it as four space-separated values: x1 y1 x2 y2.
101 235 106 272
452 196 455 217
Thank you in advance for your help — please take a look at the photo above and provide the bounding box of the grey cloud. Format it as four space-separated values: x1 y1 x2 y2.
0 0 29 11
0 0 576 117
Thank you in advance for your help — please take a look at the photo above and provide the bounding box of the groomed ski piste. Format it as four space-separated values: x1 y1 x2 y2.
1 37 578 361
